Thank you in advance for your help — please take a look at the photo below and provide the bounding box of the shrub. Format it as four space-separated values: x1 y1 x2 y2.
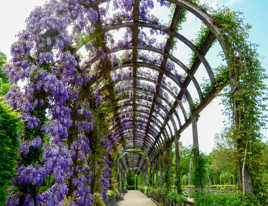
0 102 22 205
193 191 264 206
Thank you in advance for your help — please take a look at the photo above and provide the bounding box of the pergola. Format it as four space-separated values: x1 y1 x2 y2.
4 0 265 204
82 0 228 179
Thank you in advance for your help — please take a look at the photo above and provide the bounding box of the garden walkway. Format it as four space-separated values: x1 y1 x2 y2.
118 190 156 206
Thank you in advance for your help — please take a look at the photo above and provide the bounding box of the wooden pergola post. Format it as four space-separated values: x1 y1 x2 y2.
175 135 182 193
156 162 159 186
153 164 156 186
160 156 163 187
192 114 202 190
229 61 253 193
143 169 146 185
164 142 172 190
119 171 122 192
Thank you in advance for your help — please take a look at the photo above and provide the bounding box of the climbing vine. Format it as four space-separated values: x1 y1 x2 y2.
212 8 267 200
1 0 267 205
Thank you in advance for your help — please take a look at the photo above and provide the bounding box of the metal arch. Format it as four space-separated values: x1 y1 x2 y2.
105 76 186 130
111 110 169 138
86 44 203 101
121 128 163 148
146 32 215 159
116 86 173 112
116 122 167 148
112 117 167 143
120 104 168 129
120 127 160 143
120 152 145 169
166 0 222 36
115 100 169 128
115 86 180 135
95 77 179 151
143 0 223 162
94 59 194 114
91 61 195 129
114 78 189 122
101 73 178 103
113 79 191 129
111 62 195 115
74 0 232 171
122 136 159 153
131 134 163 151
116 87 177 122
120 99 168 121
116 96 181 139
115 85 189 143
111 111 171 146
115 101 174 138
87 47 198 115
100 21 214 82
121 132 157 148
115 103 173 135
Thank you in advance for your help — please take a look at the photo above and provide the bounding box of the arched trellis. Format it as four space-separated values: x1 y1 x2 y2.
82 0 220 174
5 0 264 204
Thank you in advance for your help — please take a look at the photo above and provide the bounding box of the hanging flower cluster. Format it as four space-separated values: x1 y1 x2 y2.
3 0 189 205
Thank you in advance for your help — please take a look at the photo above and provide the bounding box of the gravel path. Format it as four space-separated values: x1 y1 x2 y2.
118 190 156 206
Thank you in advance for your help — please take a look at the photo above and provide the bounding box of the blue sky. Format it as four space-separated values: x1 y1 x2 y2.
0 0 267 153
231 0 268 72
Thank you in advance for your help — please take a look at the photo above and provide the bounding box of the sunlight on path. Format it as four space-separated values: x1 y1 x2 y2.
118 190 157 206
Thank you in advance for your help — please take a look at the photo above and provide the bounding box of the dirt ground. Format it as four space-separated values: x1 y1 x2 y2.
117 190 157 206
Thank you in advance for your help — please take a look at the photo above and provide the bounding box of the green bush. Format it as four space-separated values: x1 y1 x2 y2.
0 102 22 205
0 53 9 96
0 51 22 204
193 191 264 206
166 189 187 203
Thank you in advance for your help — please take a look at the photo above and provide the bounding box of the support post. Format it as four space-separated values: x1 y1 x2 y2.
188 158 192 185
192 114 202 190
119 171 122 192
153 164 156 186
175 135 182 193
229 62 253 193
143 170 146 185
160 157 163 187
156 163 158 186
164 142 172 191
145 166 148 186
153 165 155 186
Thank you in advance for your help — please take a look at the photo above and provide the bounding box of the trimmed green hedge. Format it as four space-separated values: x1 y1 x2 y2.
0 52 22 204
193 191 264 206
0 101 21 205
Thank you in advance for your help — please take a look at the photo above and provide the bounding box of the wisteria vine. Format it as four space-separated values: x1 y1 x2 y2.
2 0 187 205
